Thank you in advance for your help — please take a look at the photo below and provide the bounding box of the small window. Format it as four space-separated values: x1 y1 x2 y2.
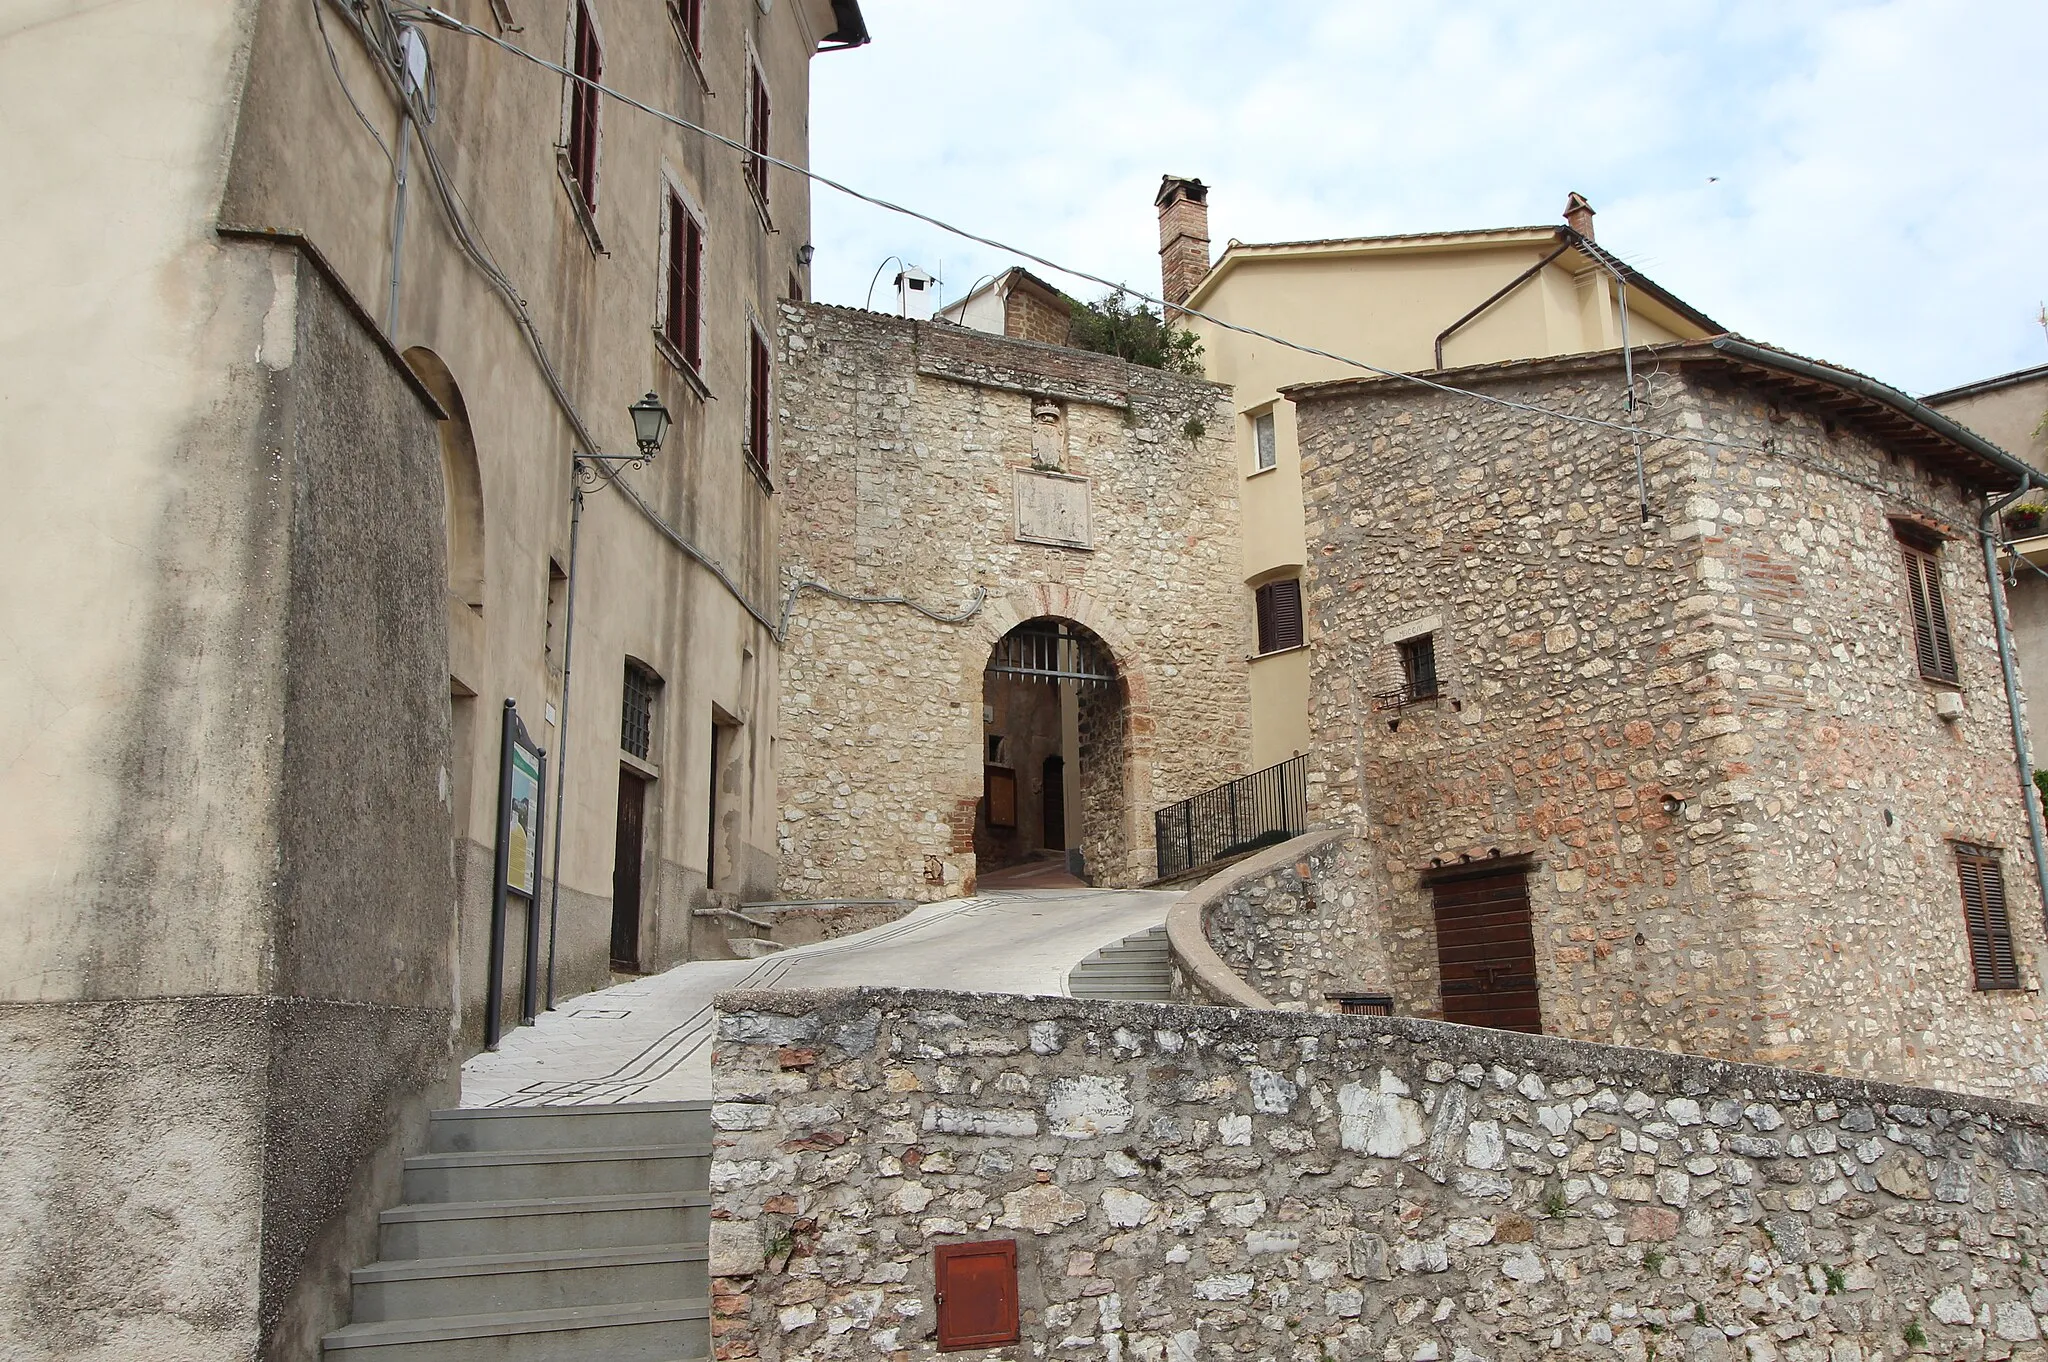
667 0 701 56
565 1 603 214
622 661 659 760
662 187 704 370
1400 634 1439 701
745 56 772 210
1253 410 1277 471
1955 844 2021 990
745 324 771 483
1895 527 1958 684
1254 578 1303 655
934 1241 1020 1352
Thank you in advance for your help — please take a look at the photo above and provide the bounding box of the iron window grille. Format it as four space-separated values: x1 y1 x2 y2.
621 663 659 760
1375 635 1440 710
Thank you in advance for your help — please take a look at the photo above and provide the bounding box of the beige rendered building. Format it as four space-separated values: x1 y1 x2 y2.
1925 364 2048 756
1152 179 1725 767
0 0 864 1356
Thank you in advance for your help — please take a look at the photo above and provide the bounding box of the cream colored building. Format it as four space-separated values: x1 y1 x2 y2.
1152 179 1724 767
0 0 864 1356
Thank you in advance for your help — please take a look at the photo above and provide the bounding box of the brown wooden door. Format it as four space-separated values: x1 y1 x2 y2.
1431 868 1541 1033
612 769 646 970
1042 755 1066 850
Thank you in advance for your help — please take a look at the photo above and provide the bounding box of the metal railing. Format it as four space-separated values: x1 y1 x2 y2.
1154 755 1308 882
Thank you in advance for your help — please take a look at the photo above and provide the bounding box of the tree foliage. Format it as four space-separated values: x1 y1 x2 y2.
1066 290 1205 376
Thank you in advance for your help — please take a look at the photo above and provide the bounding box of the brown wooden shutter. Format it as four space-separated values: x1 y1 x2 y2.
1956 846 2020 989
663 191 686 352
1898 538 1958 683
569 3 602 211
747 330 771 479
682 214 703 370
748 65 772 206
934 1240 1019 1351
1255 580 1302 654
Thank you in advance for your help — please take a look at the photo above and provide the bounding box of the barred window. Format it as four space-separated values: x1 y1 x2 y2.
622 662 660 760
1400 634 1439 701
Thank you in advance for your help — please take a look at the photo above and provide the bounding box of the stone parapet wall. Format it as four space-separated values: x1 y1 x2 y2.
711 987 2048 1362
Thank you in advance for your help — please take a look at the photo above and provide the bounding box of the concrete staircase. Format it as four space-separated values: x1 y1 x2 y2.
323 1102 710 1361
1066 923 1174 1003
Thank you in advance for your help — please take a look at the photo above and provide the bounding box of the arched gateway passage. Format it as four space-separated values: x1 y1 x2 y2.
975 619 1128 886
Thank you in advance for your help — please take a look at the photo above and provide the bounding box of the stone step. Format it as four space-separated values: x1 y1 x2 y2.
350 1245 707 1323
321 1298 707 1361
430 1103 710 1154
402 1146 709 1203
380 1193 710 1260
727 937 787 958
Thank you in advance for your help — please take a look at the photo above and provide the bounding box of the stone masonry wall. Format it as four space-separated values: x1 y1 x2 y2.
1293 356 2048 1099
775 304 1252 900
710 986 2048 1362
1179 833 1391 1011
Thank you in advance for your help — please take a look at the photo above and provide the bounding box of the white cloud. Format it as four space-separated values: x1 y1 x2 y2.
811 0 2048 392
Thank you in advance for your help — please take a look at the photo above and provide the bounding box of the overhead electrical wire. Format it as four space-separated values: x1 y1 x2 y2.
392 0 1826 465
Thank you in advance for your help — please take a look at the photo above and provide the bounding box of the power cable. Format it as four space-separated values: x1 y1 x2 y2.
392 0 1819 464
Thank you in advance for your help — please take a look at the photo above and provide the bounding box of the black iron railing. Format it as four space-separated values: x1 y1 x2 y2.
1154 755 1308 881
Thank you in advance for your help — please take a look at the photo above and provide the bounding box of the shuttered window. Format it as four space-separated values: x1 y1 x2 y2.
565 2 602 213
745 325 771 483
1955 844 2021 990
1255 578 1303 655
934 1240 1019 1351
667 0 702 56
1897 530 1958 684
745 58 772 209
662 189 703 371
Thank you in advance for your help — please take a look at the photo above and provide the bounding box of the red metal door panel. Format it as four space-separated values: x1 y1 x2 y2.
935 1240 1019 1351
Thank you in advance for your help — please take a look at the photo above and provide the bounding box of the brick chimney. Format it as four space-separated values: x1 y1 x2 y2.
1564 191 1595 241
1156 176 1211 309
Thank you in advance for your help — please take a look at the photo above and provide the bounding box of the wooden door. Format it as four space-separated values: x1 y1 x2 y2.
612 769 646 970
1431 868 1541 1032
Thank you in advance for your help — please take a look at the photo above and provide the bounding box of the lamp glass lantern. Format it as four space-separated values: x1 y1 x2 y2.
629 391 672 458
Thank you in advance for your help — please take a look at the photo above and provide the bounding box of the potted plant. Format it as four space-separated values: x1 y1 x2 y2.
2006 505 2045 537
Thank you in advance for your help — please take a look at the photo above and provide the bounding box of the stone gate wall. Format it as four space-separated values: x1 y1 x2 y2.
710 987 2048 1362
774 304 1252 900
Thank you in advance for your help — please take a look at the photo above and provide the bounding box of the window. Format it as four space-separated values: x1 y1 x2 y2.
1896 527 1958 684
1955 844 2021 990
745 56 771 209
661 186 704 370
622 661 659 760
1253 410 1277 472
1254 578 1303 655
667 0 701 56
565 1 602 214
1400 634 1439 701
745 323 771 483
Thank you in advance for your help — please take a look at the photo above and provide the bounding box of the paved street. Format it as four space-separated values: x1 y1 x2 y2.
459 887 1179 1107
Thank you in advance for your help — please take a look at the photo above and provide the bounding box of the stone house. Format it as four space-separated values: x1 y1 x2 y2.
0 0 864 1355
934 265 1077 347
774 303 1253 899
1156 177 1725 771
1286 338 2048 1099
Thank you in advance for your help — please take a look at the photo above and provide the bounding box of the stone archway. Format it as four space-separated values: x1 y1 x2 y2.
964 587 1156 889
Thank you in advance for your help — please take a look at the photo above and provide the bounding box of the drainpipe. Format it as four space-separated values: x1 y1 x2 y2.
1981 482 2048 934
541 476 586 1009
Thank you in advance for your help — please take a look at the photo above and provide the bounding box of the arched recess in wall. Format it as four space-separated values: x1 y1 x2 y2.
402 347 487 612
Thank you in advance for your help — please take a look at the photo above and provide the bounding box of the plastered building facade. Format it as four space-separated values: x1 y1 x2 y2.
0 0 864 1355
1287 342 2048 1099
774 303 1254 899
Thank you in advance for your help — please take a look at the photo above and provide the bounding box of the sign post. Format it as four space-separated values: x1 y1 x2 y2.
485 700 549 1050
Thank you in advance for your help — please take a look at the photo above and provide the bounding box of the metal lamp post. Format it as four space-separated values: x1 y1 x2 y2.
542 392 673 1008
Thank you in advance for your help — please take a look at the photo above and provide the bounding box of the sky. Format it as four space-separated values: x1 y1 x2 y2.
808 0 2048 397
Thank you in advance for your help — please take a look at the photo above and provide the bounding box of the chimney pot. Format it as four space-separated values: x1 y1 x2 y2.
1156 175 1212 310
1564 191 1595 242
